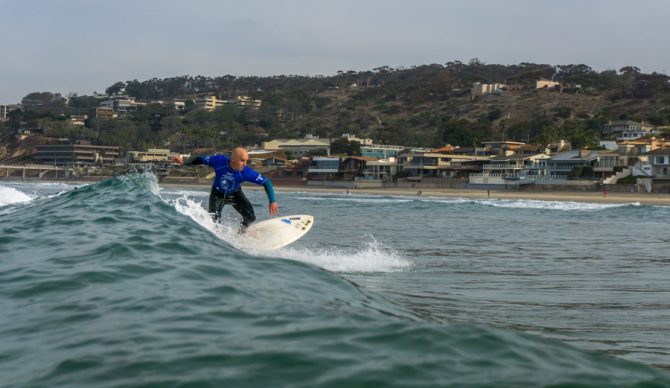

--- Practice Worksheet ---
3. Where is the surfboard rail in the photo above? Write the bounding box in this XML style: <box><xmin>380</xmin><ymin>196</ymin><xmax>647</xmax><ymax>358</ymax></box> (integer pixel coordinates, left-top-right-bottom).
<box><xmin>244</xmin><ymin>214</ymin><xmax>314</xmax><ymax>250</ymax></box>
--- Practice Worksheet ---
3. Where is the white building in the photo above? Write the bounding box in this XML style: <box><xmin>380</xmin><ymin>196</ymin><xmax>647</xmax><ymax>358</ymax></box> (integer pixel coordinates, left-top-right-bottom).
<box><xmin>471</xmin><ymin>82</ymin><xmax>506</xmax><ymax>96</ymax></box>
<box><xmin>0</xmin><ymin>104</ymin><xmax>20</xmax><ymax>122</ymax></box>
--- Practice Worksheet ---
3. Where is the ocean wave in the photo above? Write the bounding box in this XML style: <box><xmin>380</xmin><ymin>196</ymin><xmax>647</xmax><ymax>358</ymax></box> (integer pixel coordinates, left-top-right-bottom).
<box><xmin>0</xmin><ymin>186</ymin><xmax>34</xmax><ymax>207</ymax></box>
<box><xmin>295</xmin><ymin>195</ymin><xmax>413</xmax><ymax>204</ymax></box>
<box><xmin>270</xmin><ymin>237</ymin><xmax>411</xmax><ymax>273</ymax></box>
<box><xmin>3</xmin><ymin>174</ymin><xmax>670</xmax><ymax>386</ymax></box>
<box><xmin>475</xmin><ymin>198</ymin><xmax>640</xmax><ymax>211</ymax></box>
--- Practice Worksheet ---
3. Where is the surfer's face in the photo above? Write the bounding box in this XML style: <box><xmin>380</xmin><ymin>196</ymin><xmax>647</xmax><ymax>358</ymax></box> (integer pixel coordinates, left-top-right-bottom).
<box><xmin>230</xmin><ymin>150</ymin><xmax>248</xmax><ymax>171</ymax></box>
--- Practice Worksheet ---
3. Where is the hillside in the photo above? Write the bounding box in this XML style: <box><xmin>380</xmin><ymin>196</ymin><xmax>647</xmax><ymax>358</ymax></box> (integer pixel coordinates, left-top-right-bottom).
<box><xmin>2</xmin><ymin>62</ymin><xmax>670</xmax><ymax>157</ymax></box>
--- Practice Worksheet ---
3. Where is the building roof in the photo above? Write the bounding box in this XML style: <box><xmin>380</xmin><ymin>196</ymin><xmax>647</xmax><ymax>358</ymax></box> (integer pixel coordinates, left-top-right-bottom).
<box><xmin>267</xmin><ymin>138</ymin><xmax>331</xmax><ymax>146</ymax></box>
<box><xmin>481</xmin><ymin>141</ymin><xmax>526</xmax><ymax>145</ymax></box>
<box><xmin>430</xmin><ymin>145</ymin><xmax>457</xmax><ymax>153</ymax></box>
<box><xmin>249</xmin><ymin>150</ymin><xmax>281</xmax><ymax>155</ymax></box>
<box><xmin>488</xmin><ymin>154</ymin><xmax>532</xmax><ymax>162</ymax></box>
<box><xmin>312</xmin><ymin>156</ymin><xmax>340</xmax><ymax>161</ymax></box>
<box><xmin>343</xmin><ymin>156</ymin><xmax>378</xmax><ymax>162</ymax></box>
<box><xmin>605</xmin><ymin>120</ymin><xmax>652</xmax><ymax>126</ymax></box>
<box><xmin>645</xmin><ymin>148</ymin><xmax>670</xmax><ymax>156</ymax></box>
<box><xmin>488</xmin><ymin>153</ymin><xmax>549</xmax><ymax>162</ymax></box>
<box><xmin>550</xmin><ymin>150</ymin><xmax>599</xmax><ymax>162</ymax></box>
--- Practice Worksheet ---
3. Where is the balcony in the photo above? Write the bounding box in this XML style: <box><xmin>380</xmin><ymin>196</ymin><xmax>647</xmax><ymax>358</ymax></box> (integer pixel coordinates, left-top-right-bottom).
<box><xmin>483</xmin><ymin>163</ymin><xmax>524</xmax><ymax>170</ymax></box>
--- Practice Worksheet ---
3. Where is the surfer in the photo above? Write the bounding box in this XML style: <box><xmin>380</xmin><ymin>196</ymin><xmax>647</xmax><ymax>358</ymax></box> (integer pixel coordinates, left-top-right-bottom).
<box><xmin>174</xmin><ymin>148</ymin><xmax>278</xmax><ymax>229</ymax></box>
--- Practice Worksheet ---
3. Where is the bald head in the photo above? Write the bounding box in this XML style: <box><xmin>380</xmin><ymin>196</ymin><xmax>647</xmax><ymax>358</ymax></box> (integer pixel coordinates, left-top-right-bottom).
<box><xmin>229</xmin><ymin>147</ymin><xmax>249</xmax><ymax>171</ymax></box>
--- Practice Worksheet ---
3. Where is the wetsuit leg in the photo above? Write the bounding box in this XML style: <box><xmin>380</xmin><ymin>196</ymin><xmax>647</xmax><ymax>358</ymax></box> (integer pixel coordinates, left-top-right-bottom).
<box><xmin>229</xmin><ymin>189</ymin><xmax>256</xmax><ymax>228</ymax></box>
<box><xmin>208</xmin><ymin>186</ymin><xmax>226</xmax><ymax>222</ymax></box>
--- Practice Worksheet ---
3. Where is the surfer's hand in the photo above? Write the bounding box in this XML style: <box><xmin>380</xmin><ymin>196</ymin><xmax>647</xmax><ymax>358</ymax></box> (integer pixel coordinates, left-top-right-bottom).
<box><xmin>269</xmin><ymin>202</ymin><xmax>278</xmax><ymax>216</ymax></box>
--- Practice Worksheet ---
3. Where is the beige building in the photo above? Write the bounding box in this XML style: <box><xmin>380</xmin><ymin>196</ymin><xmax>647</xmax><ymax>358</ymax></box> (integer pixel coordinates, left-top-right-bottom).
<box><xmin>234</xmin><ymin>96</ymin><xmax>262</xmax><ymax>109</ymax></box>
<box><xmin>341</xmin><ymin>133</ymin><xmax>373</xmax><ymax>146</ymax></box>
<box><xmin>601</xmin><ymin>120</ymin><xmax>656</xmax><ymax>137</ymax></box>
<box><xmin>195</xmin><ymin>96</ymin><xmax>227</xmax><ymax>111</ymax></box>
<box><xmin>471</xmin><ymin>82</ymin><xmax>507</xmax><ymax>96</ymax></box>
<box><xmin>35</xmin><ymin>141</ymin><xmax>120</xmax><ymax>166</ymax></box>
<box><xmin>99</xmin><ymin>96</ymin><xmax>140</xmax><ymax>115</ymax></box>
<box><xmin>95</xmin><ymin>107</ymin><xmax>116</xmax><ymax>120</ymax></box>
<box><xmin>536</xmin><ymin>79</ymin><xmax>560</xmax><ymax>89</ymax></box>
<box><xmin>263</xmin><ymin>138</ymin><xmax>332</xmax><ymax>157</ymax></box>
<box><xmin>128</xmin><ymin>148</ymin><xmax>182</xmax><ymax>162</ymax></box>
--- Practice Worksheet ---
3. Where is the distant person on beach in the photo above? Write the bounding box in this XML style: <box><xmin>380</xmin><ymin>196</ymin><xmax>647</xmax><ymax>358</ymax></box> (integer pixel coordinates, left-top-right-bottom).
<box><xmin>174</xmin><ymin>148</ymin><xmax>278</xmax><ymax>229</ymax></box>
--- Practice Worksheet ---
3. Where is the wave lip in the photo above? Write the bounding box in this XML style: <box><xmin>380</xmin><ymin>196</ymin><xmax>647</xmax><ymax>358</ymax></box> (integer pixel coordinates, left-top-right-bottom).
<box><xmin>0</xmin><ymin>186</ymin><xmax>34</xmax><ymax>207</ymax></box>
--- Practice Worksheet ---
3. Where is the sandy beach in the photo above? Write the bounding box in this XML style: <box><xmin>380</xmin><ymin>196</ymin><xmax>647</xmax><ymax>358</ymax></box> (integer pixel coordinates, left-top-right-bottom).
<box><xmin>159</xmin><ymin>182</ymin><xmax>670</xmax><ymax>206</ymax></box>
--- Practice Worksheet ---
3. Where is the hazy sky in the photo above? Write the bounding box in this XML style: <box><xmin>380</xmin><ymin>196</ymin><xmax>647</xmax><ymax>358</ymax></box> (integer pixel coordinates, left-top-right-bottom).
<box><xmin>1</xmin><ymin>0</ymin><xmax>668</xmax><ymax>104</ymax></box>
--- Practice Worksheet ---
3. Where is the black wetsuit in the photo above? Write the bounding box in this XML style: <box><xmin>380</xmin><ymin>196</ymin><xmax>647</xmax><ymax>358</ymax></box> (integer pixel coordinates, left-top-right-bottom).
<box><xmin>208</xmin><ymin>186</ymin><xmax>256</xmax><ymax>227</ymax></box>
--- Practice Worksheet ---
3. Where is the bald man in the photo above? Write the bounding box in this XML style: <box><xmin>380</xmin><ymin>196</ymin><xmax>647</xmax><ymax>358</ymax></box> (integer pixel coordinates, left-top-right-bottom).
<box><xmin>175</xmin><ymin>148</ymin><xmax>278</xmax><ymax>230</ymax></box>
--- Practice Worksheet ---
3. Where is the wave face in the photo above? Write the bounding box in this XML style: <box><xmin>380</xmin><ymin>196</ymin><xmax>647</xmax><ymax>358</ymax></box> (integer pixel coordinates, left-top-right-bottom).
<box><xmin>1</xmin><ymin>175</ymin><xmax>669</xmax><ymax>387</ymax></box>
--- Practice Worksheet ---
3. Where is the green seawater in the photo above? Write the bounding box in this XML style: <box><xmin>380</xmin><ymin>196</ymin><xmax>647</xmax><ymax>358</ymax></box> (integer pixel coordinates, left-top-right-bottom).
<box><xmin>1</xmin><ymin>174</ymin><xmax>669</xmax><ymax>387</ymax></box>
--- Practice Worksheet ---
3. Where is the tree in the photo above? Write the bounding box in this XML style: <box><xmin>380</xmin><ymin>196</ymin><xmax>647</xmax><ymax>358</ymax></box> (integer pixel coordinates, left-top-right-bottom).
<box><xmin>21</xmin><ymin>92</ymin><xmax>67</xmax><ymax>111</ymax></box>
<box><xmin>330</xmin><ymin>137</ymin><xmax>361</xmax><ymax>155</ymax></box>
<box><xmin>441</xmin><ymin>120</ymin><xmax>479</xmax><ymax>147</ymax></box>
<box><xmin>105</xmin><ymin>81</ymin><xmax>126</xmax><ymax>96</ymax></box>
<box><xmin>69</xmin><ymin>95</ymin><xmax>101</xmax><ymax>109</ymax></box>
<box><xmin>538</xmin><ymin>124</ymin><xmax>560</xmax><ymax>145</ymax></box>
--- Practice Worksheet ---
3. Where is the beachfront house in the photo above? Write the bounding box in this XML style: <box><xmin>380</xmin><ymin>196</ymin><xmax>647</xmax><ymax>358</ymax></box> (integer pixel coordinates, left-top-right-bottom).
<box><xmin>398</xmin><ymin>152</ymin><xmax>489</xmax><ymax>180</ymax></box>
<box><xmin>307</xmin><ymin>156</ymin><xmax>341</xmax><ymax>181</ymax></box>
<box><xmin>544</xmin><ymin>150</ymin><xmax>599</xmax><ymax>180</ymax></box>
<box><xmin>362</xmin><ymin>158</ymin><xmax>397</xmax><ymax>182</ymax></box>
<box><xmin>360</xmin><ymin>144</ymin><xmax>405</xmax><ymax>159</ymax></box>
<box><xmin>646</xmin><ymin>148</ymin><xmax>670</xmax><ymax>178</ymax></box>
<box><xmin>340</xmin><ymin>156</ymin><xmax>378</xmax><ymax>180</ymax></box>
<box><xmin>469</xmin><ymin>153</ymin><xmax>551</xmax><ymax>185</ymax></box>
<box><xmin>593</xmin><ymin>150</ymin><xmax>628</xmax><ymax>179</ymax></box>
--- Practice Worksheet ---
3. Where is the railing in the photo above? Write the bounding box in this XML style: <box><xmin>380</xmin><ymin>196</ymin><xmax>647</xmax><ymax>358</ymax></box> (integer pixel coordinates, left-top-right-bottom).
<box><xmin>469</xmin><ymin>173</ymin><xmax>505</xmax><ymax>178</ymax></box>
<box><xmin>0</xmin><ymin>164</ymin><xmax>64</xmax><ymax>170</ymax></box>
<box><xmin>483</xmin><ymin>164</ymin><xmax>524</xmax><ymax>170</ymax></box>
<box><xmin>545</xmin><ymin>166</ymin><xmax>576</xmax><ymax>171</ymax></box>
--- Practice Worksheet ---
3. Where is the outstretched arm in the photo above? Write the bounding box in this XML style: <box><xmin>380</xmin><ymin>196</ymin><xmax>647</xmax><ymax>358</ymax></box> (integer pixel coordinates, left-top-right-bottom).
<box><xmin>174</xmin><ymin>156</ymin><xmax>204</xmax><ymax>166</ymax></box>
<box><xmin>264</xmin><ymin>180</ymin><xmax>279</xmax><ymax>216</ymax></box>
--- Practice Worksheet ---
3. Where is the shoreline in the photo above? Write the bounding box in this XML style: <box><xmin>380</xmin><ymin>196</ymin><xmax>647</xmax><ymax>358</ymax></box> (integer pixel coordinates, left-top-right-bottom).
<box><xmin>160</xmin><ymin>182</ymin><xmax>670</xmax><ymax>206</ymax></box>
<box><xmin>4</xmin><ymin>177</ymin><xmax>669</xmax><ymax>206</ymax></box>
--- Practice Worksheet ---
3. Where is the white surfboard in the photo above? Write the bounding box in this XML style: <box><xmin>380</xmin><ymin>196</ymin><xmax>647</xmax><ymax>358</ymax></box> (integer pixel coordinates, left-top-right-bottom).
<box><xmin>243</xmin><ymin>215</ymin><xmax>314</xmax><ymax>250</ymax></box>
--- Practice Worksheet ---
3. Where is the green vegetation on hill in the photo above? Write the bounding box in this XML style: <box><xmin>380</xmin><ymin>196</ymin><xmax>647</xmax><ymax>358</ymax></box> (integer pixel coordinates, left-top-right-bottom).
<box><xmin>2</xmin><ymin>61</ymin><xmax>670</xmax><ymax>161</ymax></box>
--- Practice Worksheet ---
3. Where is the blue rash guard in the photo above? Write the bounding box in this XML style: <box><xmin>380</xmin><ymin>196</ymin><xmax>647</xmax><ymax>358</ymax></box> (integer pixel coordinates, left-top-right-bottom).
<box><xmin>197</xmin><ymin>154</ymin><xmax>276</xmax><ymax>203</ymax></box>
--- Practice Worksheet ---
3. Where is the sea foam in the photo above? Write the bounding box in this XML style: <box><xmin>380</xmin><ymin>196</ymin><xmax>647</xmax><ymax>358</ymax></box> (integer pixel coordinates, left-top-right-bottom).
<box><xmin>0</xmin><ymin>186</ymin><xmax>34</xmax><ymax>207</ymax></box>
<box><xmin>170</xmin><ymin>194</ymin><xmax>409</xmax><ymax>273</ymax></box>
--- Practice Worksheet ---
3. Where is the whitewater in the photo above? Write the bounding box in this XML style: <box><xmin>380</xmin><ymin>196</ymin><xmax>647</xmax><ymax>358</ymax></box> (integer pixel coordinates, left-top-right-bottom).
<box><xmin>1</xmin><ymin>174</ymin><xmax>669</xmax><ymax>387</ymax></box>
